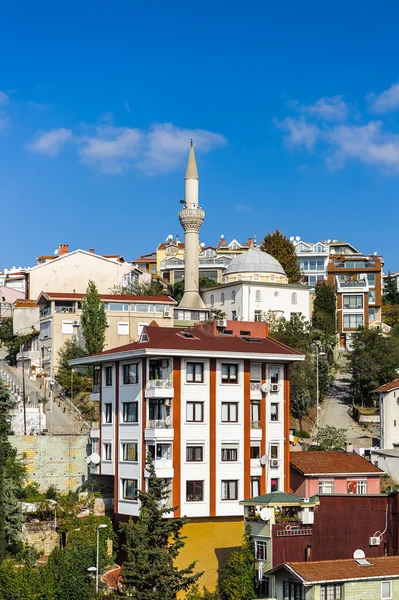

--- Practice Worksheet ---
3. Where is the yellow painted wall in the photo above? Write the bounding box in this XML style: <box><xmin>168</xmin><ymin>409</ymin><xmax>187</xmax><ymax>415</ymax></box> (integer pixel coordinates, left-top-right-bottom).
<box><xmin>175</xmin><ymin>516</ymin><xmax>244</xmax><ymax>594</ymax></box>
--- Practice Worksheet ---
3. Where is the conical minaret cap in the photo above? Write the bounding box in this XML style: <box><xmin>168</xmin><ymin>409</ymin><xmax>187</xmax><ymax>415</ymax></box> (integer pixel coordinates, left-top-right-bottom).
<box><xmin>185</xmin><ymin>139</ymin><xmax>199</xmax><ymax>180</ymax></box>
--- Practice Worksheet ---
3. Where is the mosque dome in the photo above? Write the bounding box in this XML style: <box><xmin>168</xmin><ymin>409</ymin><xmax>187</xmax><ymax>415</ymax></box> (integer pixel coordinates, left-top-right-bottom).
<box><xmin>225</xmin><ymin>246</ymin><xmax>286</xmax><ymax>277</ymax></box>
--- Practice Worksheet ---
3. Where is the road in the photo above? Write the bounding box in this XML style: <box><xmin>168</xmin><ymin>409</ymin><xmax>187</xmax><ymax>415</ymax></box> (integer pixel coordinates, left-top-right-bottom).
<box><xmin>318</xmin><ymin>367</ymin><xmax>374</xmax><ymax>448</ymax></box>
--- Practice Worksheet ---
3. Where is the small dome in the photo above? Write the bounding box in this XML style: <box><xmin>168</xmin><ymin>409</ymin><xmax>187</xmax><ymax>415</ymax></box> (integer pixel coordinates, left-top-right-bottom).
<box><xmin>225</xmin><ymin>246</ymin><xmax>285</xmax><ymax>276</ymax></box>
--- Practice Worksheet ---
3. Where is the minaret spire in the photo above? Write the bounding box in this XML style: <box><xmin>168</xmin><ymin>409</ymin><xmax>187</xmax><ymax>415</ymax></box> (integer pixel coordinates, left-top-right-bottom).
<box><xmin>178</xmin><ymin>141</ymin><xmax>206</xmax><ymax>312</ymax></box>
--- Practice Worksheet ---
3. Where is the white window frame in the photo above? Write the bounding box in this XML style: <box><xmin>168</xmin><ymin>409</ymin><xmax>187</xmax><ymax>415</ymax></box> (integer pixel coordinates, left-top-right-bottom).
<box><xmin>103</xmin><ymin>441</ymin><xmax>112</xmax><ymax>461</ymax></box>
<box><xmin>62</xmin><ymin>320</ymin><xmax>73</xmax><ymax>334</ymax></box>
<box><xmin>121</xmin><ymin>441</ymin><xmax>138</xmax><ymax>462</ymax></box>
<box><xmin>318</xmin><ymin>480</ymin><xmax>334</xmax><ymax>494</ymax></box>
<box><xmin>381</xmin><ymin>580</ymin><xmax>392</xmax><ymax>600</ymax></box>
<box><xmin>118</xmin><ymin>321</ymin><xmax>129</xmax><ymax>335</ymax></box>
<box><xmin>356</xmin><ymin>480</ymin><xmax>367</xmax><ymax>494</ymax></box>
<box><xmin>255</xmin><ymin>539</ymin><xmax>267</xmax><ymax>561</ymax></box>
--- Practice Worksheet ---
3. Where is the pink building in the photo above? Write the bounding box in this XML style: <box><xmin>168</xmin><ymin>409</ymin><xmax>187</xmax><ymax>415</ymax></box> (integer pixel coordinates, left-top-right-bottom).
<box><xmin>290</xmin><ymin>451</ymin><xmax>383</xmax><ymax>496</ymax></box>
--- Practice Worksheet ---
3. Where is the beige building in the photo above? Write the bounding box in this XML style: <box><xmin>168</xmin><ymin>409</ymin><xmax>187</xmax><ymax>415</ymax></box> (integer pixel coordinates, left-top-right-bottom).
<box><xmin>28</xmin><ymin>247</ymin><xmax>134</xmax><ymax>300</ymax></box>
<box><xmin>37</xmin><ymin>292</ymin><xmax>176</xmax><ymax>375</ymax></box>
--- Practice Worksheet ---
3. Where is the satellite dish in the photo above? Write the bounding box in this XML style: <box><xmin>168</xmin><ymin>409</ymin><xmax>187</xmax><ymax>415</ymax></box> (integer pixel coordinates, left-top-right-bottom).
<box><xmin>260</xmin><ymin>383</ymin><xmax>268</xmax><ymax>394</ymax></box>
<box><xmin>54</xmin><ymin>249</ymin><xmax>59</xmax><ymax>255</ymax></box>
<box><xmin>374</xmin><ymin>252</ymin><xmax>377</xmax><ymax>256</ymax></box>
<box><xmin>168</xmin><ymin>234</ymin><xmax>173</xmax><ymax>241</ymax></box>
<box><xmin>327</xmin><ymin>239</ymin><xmax>331</xmax><ymax>243</ymax></box>
<box><xmin>201</xmin><ymin>242</ymin><xmax>205</xmax><ymax>247</ymax></box>
<box><xmin>220</xmin><ymin>234</ymin><xmax>225</xmax><ymax>239</ymax></box>
<box><xmin>260</xmin><ymin>454</ymin><xmax>268</xmax><ymax>466</ymax></box>
<box><xmin>295</xmin><ymin>236</ymin><xmax>301</xmax><ymax>241</ymax></box>
<box><xmin>90</xmin><ymin>453</ymin><xmax>101</xmax><ymax>465</ymax></box>
<box><xmin>165</xmin><ymin>415</ymin><xmax>172</xmax><ymax>427</ymax></box>
<box><xmin>289</xmin><ymin>236</ymin><xmax>294</xmax><ymax>241</ymax></box>
<box><xmin>260</xmin><ymin>507</ymin><xmax>271</xmax><ymax>522</ymax></box>
<box><xmin>353</xmin><ymin>549</ymin><xmax>365</xmax><ymax>560</ymax></box>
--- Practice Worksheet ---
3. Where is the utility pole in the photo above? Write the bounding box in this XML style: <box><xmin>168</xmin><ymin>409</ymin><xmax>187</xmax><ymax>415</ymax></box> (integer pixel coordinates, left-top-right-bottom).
<box><xmin>21</xmin><ymin>343</ymin><xmax>27</xmax><ymax>435</ymax></box>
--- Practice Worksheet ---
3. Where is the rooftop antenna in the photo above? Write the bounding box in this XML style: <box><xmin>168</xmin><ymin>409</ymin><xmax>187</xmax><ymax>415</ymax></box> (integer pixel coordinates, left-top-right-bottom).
<box><xmin>253</xmin><ymin>235</ymin><xmax>257</xmax><ymax>248</ymax></box>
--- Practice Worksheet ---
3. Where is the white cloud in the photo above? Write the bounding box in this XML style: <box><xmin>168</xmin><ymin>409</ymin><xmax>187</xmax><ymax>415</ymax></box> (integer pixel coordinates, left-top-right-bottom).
<box><xmin>275</xmin><ymin>116</ymin><xmax>320</xmax><ymax>150</ymax></box>
<box><xmin>290</xmin><ymin>95</ymin><xmax>348</xmax><ymax>121</ymax></box>
<box><xmin>0</xmin><ymin>91</ymin><xmax>9</xmax><ymax>106</ymax></box>
<box><xmin>368</xmin><ymin>82</ymin><xmax>399</xmax><ymax>113</ymax></box>
<box><xmin>77</xmin><ymin>126</ymin><xmax>143</xmax><ymax>173</ymax></box>
<box><xmin>27</xmin><ymin>128</ymin><xmax>72</xmax><ymax>156</ymax></box>
<box><xmin>235</xmin><ymin>204</ymin><xmax>252</xmax><ymax>212</ymax></box>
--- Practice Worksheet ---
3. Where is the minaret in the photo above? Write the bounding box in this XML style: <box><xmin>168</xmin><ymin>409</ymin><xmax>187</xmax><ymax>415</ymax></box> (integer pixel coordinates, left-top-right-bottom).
<box><xmin>178</xmin><ymin>141</ymin><xmax>207</xmax><ymax>311</ymax></box>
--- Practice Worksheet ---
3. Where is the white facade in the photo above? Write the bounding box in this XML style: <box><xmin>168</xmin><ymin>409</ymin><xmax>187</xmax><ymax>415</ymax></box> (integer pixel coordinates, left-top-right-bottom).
<box><xmin>201</xmin><ymin>282</ymin><xmax>310</xmax><ymax>322</ymax></box>
<box><xmin>379</xmin><ymin>385</ymin><xmax>399</xmax><ymax>450</ymax></box>
<box><xmin>293</xmin><ymin>240</ymin><xmax>329</xmax><ymax>288</ymax></box>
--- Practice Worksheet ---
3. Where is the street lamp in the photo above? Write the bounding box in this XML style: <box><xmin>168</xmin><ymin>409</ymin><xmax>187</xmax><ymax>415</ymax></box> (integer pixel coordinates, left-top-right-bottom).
<box><xmin>314</xmin><ymin>341</ymin><xmax>326</xmax><ymax>428</ymax></box>
<box><xmin>96</xmin><ymin>524</ymin><xmax>107</xmax><ymax>593</ymax></box>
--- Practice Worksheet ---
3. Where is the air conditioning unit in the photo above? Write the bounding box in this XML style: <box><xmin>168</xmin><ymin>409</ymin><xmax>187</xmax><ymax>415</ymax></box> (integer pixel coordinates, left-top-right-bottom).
<box><xmin>216</xmin><ymin>319</ymin><xmax>227</xmax><ymax>328</ymax></box>
<box><xmin>270</xmin><ymin>458</ymin><xmax>279</xmax><ymax>467</ymax></box>
<box><xmin>164</xmin><ymin>399</ymin><xmax>171</xmax><ymax>407</ymax></box>
<box><xmin>369</xmin><ymin>536</ymin><xmax>381</xmax><ymax>546</ymax></box>
<box><xmin>270</xmin><ymin>383</ymin><xmax>279</xmax><ymax>393</ymax></box>
<box><xmin>72</xmin><ymin>320</ymin><xmax>79</xmax><ymax>327</ymax></box>
<box><xmin>163</xmin><ymin>309</ymin><xmax>172</xmax><ymax>318</ymax></box>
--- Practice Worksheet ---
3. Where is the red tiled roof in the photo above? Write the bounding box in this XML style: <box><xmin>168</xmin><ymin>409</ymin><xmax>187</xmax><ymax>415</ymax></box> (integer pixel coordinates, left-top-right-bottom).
<box><xmin>285</xmin><ymin>556</ymin><xmax>399</xmax><ymax>583</ymax></box>
<box><xmin>40</xmin><ymin>292</ymin><xmax>175</xmax><ymax>303</ymax></box>
<box><xmin>290</xmin><ymin>451</ymin><xmax>383</xmax><ymax>475</ymax></box>
<box><xmin>93</xmin><ymin>324</ymin><xmax>303</xmax><ymax>357</ymax></box>
<box><xmin>373</xmin><ymin>379</ymin><xmax>399</xmax><ymax>393</ymax></box>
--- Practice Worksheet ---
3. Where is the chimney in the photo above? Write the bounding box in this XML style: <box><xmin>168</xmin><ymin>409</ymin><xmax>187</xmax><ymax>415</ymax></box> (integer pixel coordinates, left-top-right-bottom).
<box><xmin>59</xmin><ymin>244</ymin><xmax>69</xmax><ymax>256</ymax></box>
<box><xmin>248</xmin><ymin>237</ymin><xmax>252</xmax><ymax>247</ymax></box>
<box><xmin>345</xmin><ymin>442</ymin><xmax>354</xmax><ymax>453</ymax></box>
<box><xmin>89</xmin><ymin>248</ymin><xmax>95</xmax><ymax>254</ymax></box>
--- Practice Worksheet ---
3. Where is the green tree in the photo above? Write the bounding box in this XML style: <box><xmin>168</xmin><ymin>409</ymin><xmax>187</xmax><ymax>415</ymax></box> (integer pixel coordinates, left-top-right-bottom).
<box><xmin>81</xmin><ymin>280</ymin><xmax>107</xmax><ymax>356</ymax></box>
<box><xmin>218</xmin><ymin>528</ymin><xmax>255</xmax><ymax>600</ymax></box>
<box><xmin>120</xmin><ymin>455</ymin><xmax>202</xmax><ymax>599</ymax></box>
<box><xmin>260</xmin><ymin>230</ymin><xmax>302</xmax><ymax>284</ymax></box>
<box><xmin>55</xmin><ymin>339</ymin><xmax>91</xmax><ymax>398</ymax></box>
<box><xmin>110</xmin><ymin>278</ymin><xmax>168</xmax><ymax>297</ymax></box>
<box><xmin>0</xmin><ymin>318</ymin><xmax>19</xmax><ymax>366</ymax></box>
<box><xmin>312</xmin><ymin>281</ymin><xmax>337</xmax><ymax>336</ymax></box>
<box><xmin>383</xmin><ymin>272</ymin><xmax>399</xmax><ymax>305</ymax></box>
<box><xmin>168</xmin><ymin>278</ymin><xmax>218</xmax><ymax>304</ymax></box>
<box><xmin>312</xmin><ymin>425</ymin><xmax>347</xmax><ymax>451</ymax></box>
<box><xmin>349</xmin><ymin>328</ymin><xmax>399</xmax><ymax>406</ymax></box>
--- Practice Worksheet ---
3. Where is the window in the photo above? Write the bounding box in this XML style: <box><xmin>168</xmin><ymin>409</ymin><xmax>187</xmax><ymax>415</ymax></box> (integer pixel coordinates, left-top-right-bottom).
<box><xmin>255</xmin><ymin>540</ymin><xmax>267</xmax><ymax>561</ymax></box>
<box><xmin>369</xmin><ymin>307</ymin><xmax>376</xmax><ymax>322</ymax></box>
<box><xmin>270</xmin><ymin>478</ymin><xmax>279</xmax><ymax>492</ymax></box>
<box><xmin>149</xmin><ymin>398</ymin><xmax>164</xmax><ymax>421</ymax></box>
<box><xmin>270</xmin><ymin>403</ymin><xmax>279</xmax><ymax>421</ymax></box>
<box><xmin>105</xmin><ymin>366</ymin><xmax>112</xmax><ymax>386</ymax></box>
<box><xmin>40</xmin><ymin>320</ymin><xmax>52</xmax><ymax>340</ymax></box>
<box><xmin>186</xmin><ymin>402</ymin><xmax>204</xmax><ymax>422</ymax></box>
<box><xmin>356</xmin><ymin>480</ymin><xmax>367</xmax><ymax>494</ymax></box>
<box><xmin>369</xmin><ymin>289</ymin><xmax>376</xmax><ymax>304</ymax></box>
<box><xmin>122</xmin><ymin>402</ymin><xmax>138</xmax><ymax>423</ymax></box>
<box><xmin>103</xmin><ymin>442</ymin><xmax>112</xmax><ymax>461</ymax></box>
<box><xmin>381</xmin><ymin>581</ymin><xmax>392</xmax><ymax>599</ymax></box>
<box><xmin>254</xmin><ymin>310</ymin><xmax>262</xmax><ymax>322</ymax></box>
<box><xmin>123</xmin><ymin>363</ymin><xmax>139</xmax><ymax>385</ymax></box>
<box><xmin>118</xmin><ymin>322</ymin><xmax>129</xmax><ymax>335</ymax></box>
<box><xmin>250</xmin><ymin>445</ymin><xmax>260</xmax><ymax>459</ymax></box>
<box><xmin>221</xmin><ymin>402</ymin><xmax>238</xmax><ymax>422</ymax></box>
<box><xmin>93</xmin><ymin>366</ymin><xmax>100</xmax><ymax>392</ymax></box>
<box><xmin>221</xmin><ymin>363</ymin><xmax>238</xmax><ymax>383</ymax></box>
<box><xmin>343</xmin><ymin>314</ymin><xmax>364</xmax><ymax>329</ymax></box>
<box><xmin>122</xmin><ymin>442</ymin><xmax>138</xmax><ymax>461</ymax></box>
<box><xmin>318</xmin><ymin>480</ymin><xmax>334</xmax><ymax>494</ymax></box>
<box><xmin>122</xmin><ymin>478</ymin><xmax>138</xmax><ymax>500</ymax></box>
<box><xmin>270</xmin><ymin>444</ymin><xmax>279</xmax><ymax>459</ymax></box>
<box><xmin>210</xmin><ymin>294</ymin><xmax>214</xmax><ymax>307</ymax></box>
<box><xmin>251</xmin><ymin>401</ymin><xmax>260</xmax><ymax>427</ymax></box>
<box><xmin>251</xmin><ymin>477</ymin><xmax>260</xmax><ymax>497</ymax></box>
<box><xmin>186</xmin><ymin>446</ymin><xmax>203</xmax><ymax>462</ymax></box>
<box><xmin>221</xmin><ymin>446</ymin><xmax>238</xmax><ymax>461</ymax></box>
<box><xmin>221</xmin><ymin>480</ymin><xmax>238</xmax><ymax>500</ymax></box>
<box><xmin>62</xmin><ymin>320</ymin><xmax>73</xmax><ymax>334</ymax></box>
<box><xmin>343</xmin><ymin>294</ymin><xmax>363</xmax><ymax>309</ymax></box>
<box><xmin>255</xmin><ymin>290</ymin><xmax>261</xmax><ymax>302</ymax></box>
<box><xmin>271</xmin><ymin>368</ymin><xmax>279</xmax><ymax>384</ymax></box>
<box><xmin>320</xmin><ymin>583</ymin><xmax>343</xmax><ymax>600</ymax></box>
<box><xmin>186</xmin><ymin>481</ymin><xmax>204</xmax><ymax>501</ymax></box>
<box><xmin>221</xmin><ymin>293</ymin><xmax>225</xmax><ymax>305</ymax></box>
<box><xmin>148</xmin><ymin>443</ymin><xmax>171</xmax><ymax>460</ymax></box>
<box><xmin>368</xmin><ymin>274</ymin><xmax>376</xmax><ymax>286</ymax></box>
<box><xmin>291</xmin><ymin>292</ymin><xmax>297</xmax><ymax>305</ymax></box>
<box><xmin>186</xmin><ymin>362</ymin><xmax>204</xmax><ymax>383</ymax></box>
<box><xmin>232</xmin><ymin>290</ymin><xmax>236</xmax><ymax>303</ymax></box>
<box><xmin>108</xmin><ymin>302</ymin><xmax>129</xmax><ymax>312</ymax></box>
<box><xmin>105</xmin><ymin>403</ymin><xmax>112</xmax><ymax>424</ymax></box>
<box><xmin>231</xmin><ymin>310</ymin><xmax>237</xmax><ymax>320</ymax></box>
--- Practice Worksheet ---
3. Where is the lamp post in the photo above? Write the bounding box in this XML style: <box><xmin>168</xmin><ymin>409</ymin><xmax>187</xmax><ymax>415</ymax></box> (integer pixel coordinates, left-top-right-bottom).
<box><xmin>314</xmin><ymin>341</ymin><xmax>326</xmax><ymax>429</ymax></box>
<box><xmin>96</xmin><ymin>524</ymin><xmax>107</xmax><ymax>593</ymax></box>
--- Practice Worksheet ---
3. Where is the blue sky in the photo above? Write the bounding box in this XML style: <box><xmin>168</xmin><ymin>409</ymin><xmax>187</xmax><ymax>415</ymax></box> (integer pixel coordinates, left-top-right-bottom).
<box><xmin>2</xmin><ymin>1</ymin><xmax>399</xmax><ymax>270</ymax></box>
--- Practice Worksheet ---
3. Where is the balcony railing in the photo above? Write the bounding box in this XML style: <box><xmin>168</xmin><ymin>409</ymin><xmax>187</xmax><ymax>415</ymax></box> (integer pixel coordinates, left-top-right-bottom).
<box><xmin>146</xmin><ymin>379</ymin><xmax>173</xmax><ymax>390</ymax></box>
<box><xmin>40</xmin><ymin>306</ymin><xmax>51</xmax><ymax>316</ymax></box>
<box><xmin>251</xmin><ymin>421</ymin><xmax>261</xmax><ymax>429</ymax></box>
<box><xmin>146</xmin><ymin>419</ymin><xmax>172</xmax><ymax>429</ymax></box>
<box><xmin>250</xmin><ymin>381</ymin><xmax>261</xmax><ymax>392</ymax></box>
<box><xmin>54</xmin><ymin>306</ymin><xmax>75</xmax><ymax>313</ymax></box>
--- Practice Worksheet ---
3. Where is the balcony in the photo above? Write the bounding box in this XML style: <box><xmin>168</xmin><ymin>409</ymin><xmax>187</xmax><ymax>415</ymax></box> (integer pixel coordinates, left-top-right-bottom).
<box><xmin>40</xmin><ymin>306</ymin><xmax>52</xmax><ymax>316</ymax></box>
<box><xmin>145</xmin><ymin>379</ymin><xmax>174</xmax><ymax>399</ymax></box>
<box><xmin>250</xmin><ymin>381</ymin><xmax>262</xmax><ymax>399</ymax></box>
<box><xmin>90</xmin><ymin>384</ymin><xmax>100</xmax><ymax>402</ymax></box>
<box><xmin>54</xmin><ymin>305</ymin><xmax>75</xmax><ymax>314</ymax></box>
<box><xmin>145</xmin><ymin>419</ymin><xmax>174</xmax><ymax>441</ymax></box>
<box><xmin>251</xmin><ymin>420</ymin><xmax>262</xmax><ymax>440</ymax></box>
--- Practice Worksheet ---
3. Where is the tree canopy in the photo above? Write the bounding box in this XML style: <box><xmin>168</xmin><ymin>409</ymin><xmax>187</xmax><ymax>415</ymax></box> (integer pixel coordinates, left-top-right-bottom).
<box><xmin>168</xmin><ymin>277</ymin><xmax>218</xmax><ymax>304</ymax></box>
<box><xmin>56</xmin><ymin>339</ymin><xmax>91</xmax><ymax>398</ymax></box>
<box><xmin>260</xmin><ymin>230</ymin><xmax>302</xmax><ymax>284</ymax></box>
<box><xmin>80</xmin><ymin>280</ymin><xmax>107</xmax><ymax>356</ymax></box>
<box><xmin>218</xmin><ymin>528</ymin><xmax>255</xmax><ymax>600</ymax></box>
<box><xmin>312</xmin><ymin>425</ymin><xmax>347</xmax><ymax>451</ymax></box>
<box><xmin>383</xmin><ymin>272</ymin><xmax>399</xmax><ymax>305</ymax></box>
<box><xmin>312</xmin><ymin>281</ymin><xmax>337</xmax><ymax>336</ymax></box>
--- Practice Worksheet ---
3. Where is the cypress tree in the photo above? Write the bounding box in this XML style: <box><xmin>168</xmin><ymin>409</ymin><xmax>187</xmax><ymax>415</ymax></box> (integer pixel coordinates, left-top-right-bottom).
<box><xmin>80</xmin><ymin>280</ymin><xmax>107</xmax><ymax>356</ymax></box>
<box><xmin>312</xmin><ymin>281</ymin><xmax>337</xmax><ymax>336</ymax></box>
<box><xmin>260</xmin><ymin>230</ymin><xmax>302</xmax><ymax>284</ymax></box>
<box><xmin>0</xmin><ymin>380</ymin><xmax>17</xmax><ymax>562</ymax></box>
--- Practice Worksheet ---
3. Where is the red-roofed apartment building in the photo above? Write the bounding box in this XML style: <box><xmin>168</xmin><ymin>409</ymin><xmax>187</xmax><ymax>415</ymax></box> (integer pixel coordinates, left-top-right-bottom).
<box><xmin>290</xmin><ymin>450</ymin><xmax>383</xmax><ymax>496</ymax></box>
<box><xmin>70</xmin><ymin>319</ymin><xmax>304</xmax><ymax>590</ymax></box>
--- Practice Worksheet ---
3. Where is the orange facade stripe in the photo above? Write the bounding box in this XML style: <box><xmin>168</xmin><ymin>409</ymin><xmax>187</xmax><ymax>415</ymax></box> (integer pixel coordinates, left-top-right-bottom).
<box><xmin>173</xmin><ymin>357</ymin><xmax>181</xmax><ymax>517</ymax></box>
<box><xmin>284</xmin><ymin>364</ymin><xmax>290</xmax><ymax>493</ymax></box>
<box><xmin>244</xmin><ymin>360</ymin><xmax>251</xmax><ymax>500</ymax></box>
<box><xmin>260</xmin><ymin>363</ymin><xmax>267</xmax><ymax>494</ymax></box>
<box><xmin>114</xmin><ymin>364</ymin><xmax>119</xmax><ymax>510</ymax></box>
<box><xmin>209</xmin><ymin>359</ymin><xmax>217</xmax><ymax>516</ymax></box>
<box><xmin>141</xmin><ymin>360</ymin><xmax>146</xmax><ymax>490</ymax></box>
